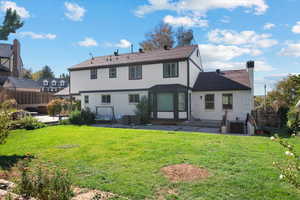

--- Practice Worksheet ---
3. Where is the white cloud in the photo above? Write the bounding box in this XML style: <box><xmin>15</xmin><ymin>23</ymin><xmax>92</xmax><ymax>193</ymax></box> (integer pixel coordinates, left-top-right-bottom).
<box><xmin>78</xmin><ymin>37</ymin><xmax>98</xmax><ymax>47</ymax></box>
<box><xmin>292</xmin><ymin>21</ymin><xmax>300</xmax><ymax>34</ymax></box>
<box><xmin>19</xmin><ymin>32</ymin><xmax>56</xmax><ymax>40</ymax></box>
<box><xmin>208</xmin><ymin>29</ymin><xmax>278</xmax><ymax>48</ymax></box>
<box><xmin>0</xmin><ymin>1</ymin><xmax>30</xmax><ymax>18</ymax></box>
<box><xmin>198</xmin><ymin>44</ymin><xmax>273</xmax><ymax>72</ymax></box>
<box><xmin>115</xmin><ymin>39</ymin><xmax>132</xmax><ymax>48</ymax></box>
<box><xmin>163</xmin><ymin>15</ymin><xmax>208</xmax><ymax>27</ymax></box>
<box><xmin>263</xmin><ymin>23</ymin><xmax>275</xmax><ymax>30</ymax></box>
<box><xmin>220</xmin><ymin>16</ymin><xmax>230</xmax><ymax>24</ymax></box>
<box><xmin>135</xmin><ymin>0</ymin><xmax>268</xmax><ymax>17</ymax></box>
<box><xmin>279</xmin><ymin>42</ymin><xmax>300</xmax><ymax>57</ymax></box>
<box><xmin>64</xmin><ymin>2</ymin><xmax>86</xmax><ymax>21</ymax></box>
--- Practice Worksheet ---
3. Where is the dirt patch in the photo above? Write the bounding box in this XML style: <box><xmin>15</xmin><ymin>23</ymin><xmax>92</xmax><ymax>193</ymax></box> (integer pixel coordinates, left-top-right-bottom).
<box><xmin>161</xmin><ymin>164</ymin><xmax>210</xmax><ymax>182</ymax></box>
<box><xmin>155</xmin><ymin>188</ymin><xmax>178</xmax><ymax>200</ymax></box>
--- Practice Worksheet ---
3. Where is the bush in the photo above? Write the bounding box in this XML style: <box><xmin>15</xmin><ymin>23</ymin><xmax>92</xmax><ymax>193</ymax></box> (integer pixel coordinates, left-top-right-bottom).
<box><xmin>59</xmin><ymin>119</ymin><xmax>70</xmax><ymax>125</ymax></box>
<box><xmin>18</xmin><ymin>160</ymin><xmax>73</xmax><ymax>200</ymax></box>
<box><xmin>47</xmin><ymin>99</ymin><xmax>63</xmax><ymax>116</ymax></box>
<box><xmin>69</xmin><ymin>108</ymin><xmax>95</xmax><ymax>125</ymax></box>
<box><xmin>14</xmin><ymin>116</ymin><xmax>46</xmax><ymax>130</ymax></box>
<box><xmin>288</xmin><ymin>108</ymin><xmax>300</xmax><ymax>135</ymax></box>
<box><xmin>271</xmin><ymin>135</ymin><xmax>300</xmax><ymax>188</ymax></box>
<box><xmin>134</xmin><ymin>96</ymin><xmax>150</xmax><ymax>124</ymax></box>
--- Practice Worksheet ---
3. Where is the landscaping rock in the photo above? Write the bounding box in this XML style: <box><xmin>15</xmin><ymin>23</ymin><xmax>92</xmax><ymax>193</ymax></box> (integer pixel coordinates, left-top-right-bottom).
<box><xmin>0</xmin><ymin>179</ymin><xmax>15</xmax><ymax>190</ymax></box>
<box><xmin>72</xmin><ymin>187</ymin><xmax>115</xmax><ymax>200</ymax></box>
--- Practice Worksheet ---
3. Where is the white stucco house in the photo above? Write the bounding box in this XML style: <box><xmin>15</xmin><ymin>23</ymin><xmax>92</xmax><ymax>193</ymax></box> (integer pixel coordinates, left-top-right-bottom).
<box><xmin>69</xmin><ymin>45</ymin><xmax>254</xmax><ymax>122</ymax></box>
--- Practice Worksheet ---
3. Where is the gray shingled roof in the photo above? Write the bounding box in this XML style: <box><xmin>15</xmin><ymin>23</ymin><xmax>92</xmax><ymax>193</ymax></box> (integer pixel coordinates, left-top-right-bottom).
<box><xmin>5</xmin><ymin>77</ymin><xmax>41</xmax><ymax>89</ymax></box>
<box><xmin>193</xmin><ymin>70</ymin><xmax>251</xmax><ymax>91</ymax></box>
<box><xmin>55</xmin><ymin>87</ymin><xmax>69</xmax><ymax>96</ymax></box>
<box><xmin>69</xmin><ymin>45</ymin><xmax>198</xmax><ymax>70</ymax></box>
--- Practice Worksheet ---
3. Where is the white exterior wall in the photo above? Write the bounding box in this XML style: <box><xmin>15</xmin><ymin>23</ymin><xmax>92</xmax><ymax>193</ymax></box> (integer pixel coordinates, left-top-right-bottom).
<box><xmin>191</xmin><ymin>90</ymin><xmax>252</xmax><ymax>121</ymax></box>
<box><xmin>81</xmin><ymin>91</ymin><xmax>148</xmax><ymax>118</ymax></box>
<box><xmin>70</xmin><ymin>61</ymin><xmax>188</xmax><ymax>94</ymax></box>
<box><xmin>189</xmin><ymin>49</ymin><xmax>202</xmax><ymax>88</ymax></box>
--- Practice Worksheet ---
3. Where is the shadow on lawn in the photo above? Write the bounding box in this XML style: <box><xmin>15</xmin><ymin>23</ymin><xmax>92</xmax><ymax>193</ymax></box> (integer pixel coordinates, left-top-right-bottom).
<box><xmin>0</xmin><ymin>154</ymin><xmax>34</xmax><ymax>170</ymax></box>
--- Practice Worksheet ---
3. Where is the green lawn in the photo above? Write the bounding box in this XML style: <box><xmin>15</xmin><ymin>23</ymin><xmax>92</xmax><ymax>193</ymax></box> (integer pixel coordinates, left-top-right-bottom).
<box><xmin>0</xmin><ymin>125</ymin><xmax>299</xmax><ymax>200</ymax></box>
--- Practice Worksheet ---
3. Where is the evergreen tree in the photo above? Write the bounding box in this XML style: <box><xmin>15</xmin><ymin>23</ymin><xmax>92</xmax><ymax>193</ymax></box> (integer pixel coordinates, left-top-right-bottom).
<box><xmin>0</xmin><ymin>8</ymin><xmax>24</xmax><ymax>40</ymax></box>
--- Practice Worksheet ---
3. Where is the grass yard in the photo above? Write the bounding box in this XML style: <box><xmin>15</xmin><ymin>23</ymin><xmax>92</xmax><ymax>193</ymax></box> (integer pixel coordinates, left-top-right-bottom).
<box><xmin>0</xmin><ymin>125</ymin><xmax>299</xmax><ymax>200</ymax></box>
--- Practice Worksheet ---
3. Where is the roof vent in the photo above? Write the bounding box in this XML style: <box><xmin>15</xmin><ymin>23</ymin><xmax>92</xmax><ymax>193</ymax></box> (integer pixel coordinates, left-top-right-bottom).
<box><xmin>139</xmin><ymin>48</ymin><xmax>144</xmax><ymax>53</ymax></box>
<box><xmin>114</xmin><ymin>49</ymin><xmax>119</xmax><ymax>56</ymax></box>
<box><xmin>216</xmin><ymin>69</ymin><xmax>221</xmax><ymax>74</ymax></box>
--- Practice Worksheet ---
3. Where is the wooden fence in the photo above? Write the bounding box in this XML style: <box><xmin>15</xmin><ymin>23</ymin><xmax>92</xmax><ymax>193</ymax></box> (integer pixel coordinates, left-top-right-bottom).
<box><xmin>0</xmin><ymin>88</ymin><xmax>54</xmax><ymax>106</ymax></box>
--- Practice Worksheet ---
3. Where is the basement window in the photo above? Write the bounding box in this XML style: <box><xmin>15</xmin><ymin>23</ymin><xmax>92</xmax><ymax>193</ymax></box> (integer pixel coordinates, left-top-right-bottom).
<box><xmin>129</xmin><ymin>94</ymin><xmax>140</xmax><ymax>103</ymax></box>
<box><xmin>102</xmin><ymin>95</ymin><xmax>111</xmax><ymax>104</ymax></box>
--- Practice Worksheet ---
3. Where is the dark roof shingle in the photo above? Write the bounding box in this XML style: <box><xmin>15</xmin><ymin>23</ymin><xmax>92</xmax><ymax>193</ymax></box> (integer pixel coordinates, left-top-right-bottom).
<box><xmin>69</xmin><ymin>45</ymin><xmax>197</xmax><ymax>70</ymax></box>
<box><xmin>193</xmin><ymin>70</ymin><xmax>251</xmax><ymax>91</ymax></box>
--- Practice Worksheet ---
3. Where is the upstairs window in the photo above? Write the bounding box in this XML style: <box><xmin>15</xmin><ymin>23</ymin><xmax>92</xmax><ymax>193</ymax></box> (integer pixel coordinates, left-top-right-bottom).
<box><xmin>129</xmin><ymin>65</ymin><xmax>142</xmax><ymax>80</ymax></box>
<box><xmin>60</xmin><ymin>80</ymin><xmax>65</xmax><ymax>86</ymax></box>
<box><xmin>102</xmin><ymin>95</ymin><xmax>111</xmax><ymax>104</ymax></box>
<box><xmin>205</xmin><ymin>94</ymin><xmax>215</xmax><ymax>109</ymax></box>
<box><xmin>90</xmin><ymin>69</ymin><xmax>97</xmax><ymax>79</ymax></box>
<box><xmin>109</xmin><ymin>68</ymin><xmax>117</xmax><ymax>78</ymax></box>
<box><xmin>51</xmin><ymin>80</ymin><xmax>56</xmax><ymax>86</ymax></box>
<box><xmin>84</xmin><ymin>95</ymin><xmax>89</xmax><ymax>104</ymax></box>
<box><xmin>163</xmin><ymin>62</ymin><xmax>178</xmax><ymax>78</ymax></box>
<box><xmin>129</xmin><ymin>94</ymin><xmax>140</xmax><ymax>103</ymax></box>
<box><xmin>222</xmin><ymin>94</ymin><xmax>233</xmax><ymax>110</ymax></box>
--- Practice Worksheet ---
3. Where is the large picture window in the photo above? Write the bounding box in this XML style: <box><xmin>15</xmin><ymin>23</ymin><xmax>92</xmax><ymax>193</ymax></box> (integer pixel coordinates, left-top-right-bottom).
<box><xmin>157</xmin><ymin>93</ymin><xmax>174</xmax><ymax>112</ymax></box>
<box><xmin>102</xmin><ymin>95</ymin><xmax>111</xmax><ymax>104</ymax></box>
<box><xmin>129</xmin><ymin>65</ymin><xmax>142</xmax><ymax>80</ymax></box>
<box><xmin>90</xmin><ymin>69</ymin><xmax>97</xmax><ymax>79</ymax></box>
<box><xmin>222</xmin><ymin>94</ymin><xmax>233</xmax><ymax>110</ymax></box>
<box><xmin>205</xmin><ymin>94</ymin><xmax>215</xmax><ymax>109</ymax></box>
<box><xmin>163</xmin><ymin>62</ymin><xmax>178</xmax><ymax>78</ymax></box>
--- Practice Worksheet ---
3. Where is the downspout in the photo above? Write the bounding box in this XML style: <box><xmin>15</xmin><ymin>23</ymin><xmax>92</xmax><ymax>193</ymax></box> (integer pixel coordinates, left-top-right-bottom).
<box><xmin>186</xmin><ymin>59</ymin><xmax>190</xmax><ymax>120</ymax></box>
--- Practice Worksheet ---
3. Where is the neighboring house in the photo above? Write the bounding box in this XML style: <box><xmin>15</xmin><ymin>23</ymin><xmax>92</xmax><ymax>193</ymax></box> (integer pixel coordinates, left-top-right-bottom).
<box><xmin>69</xmin><ymin>45</ymin><xmax>254</xmax><ymax>121</ymax></box>
<box><xmin>0</xmin><ymin>39</ymin><xmax>23</xmax><ymax>78</ymax></box>
<box><xmin>38</xmin><ymin>78</ymin><xmax>69</xmax><ymax>93</ymax></box>
<box><xmin>3</xmin><ymin>77</ymin><xmax>41</xmax><ymax>92</ymax></box>
<box><xmin>54</xmin><ymin>86</ymin><xmax>70</xmax><ymax>99</ymax></box>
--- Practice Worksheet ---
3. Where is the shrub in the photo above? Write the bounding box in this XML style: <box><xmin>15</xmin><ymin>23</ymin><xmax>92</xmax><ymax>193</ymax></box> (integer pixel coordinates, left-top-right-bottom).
<box><xmin>16</xmin><ymin>116</ymin><xmax>46</xmax><ymax>130</ymax></box>
<box><xmin>47</xmin><ymin>99</ymin><xmax>63</xmax><ymax>116</ymax></box>
<box><xmin>271</xmin><ymin>135</ymin><xmax>300</xmax><ymax>188</ymax></box>
<box><xmin>18</xmin><ymin>160</ymin><xmax>73</xmax><ymax>200</ymax></box>
<box><xmin>0</xmin><ymin>100</ymin><xmax>14</xmax><ymax>144</ymax></box>
<box><xmin>288</xmin><ymin>107</ymin><xmax>300</xmax><ymax>135</ymax></box>
<box><xmin>134</xmin><ymin>96</ymin><xmax>150</xmax><ymax>124</ymax></box>
<box><xmin>69</xmin><ymin>108</ymin><xmax>95</xmax><ymax>125</ymax></box>
<box><xmin>59</xmin><ymin>119</ymin><xmax>70</xmax><ymax>125</ymax></box>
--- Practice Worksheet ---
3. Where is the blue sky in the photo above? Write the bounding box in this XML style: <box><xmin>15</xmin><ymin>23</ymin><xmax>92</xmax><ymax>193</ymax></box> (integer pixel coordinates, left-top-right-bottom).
<box><xmin>1</xmin><ymin>0</ymin><xmax>300</xmax><ymax>95</ymax></box>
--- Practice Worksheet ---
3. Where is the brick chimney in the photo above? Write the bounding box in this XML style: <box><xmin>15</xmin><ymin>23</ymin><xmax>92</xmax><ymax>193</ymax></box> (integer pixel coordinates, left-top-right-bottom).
<box><xmin>247</xmin><ymin>60</ymin><xmax>255</xmax><ymax>110</ymax></box>
<box><xmin>12</xmin><ymin>39</ymin><xmax>21</xmax><ymax>77</ymax></box>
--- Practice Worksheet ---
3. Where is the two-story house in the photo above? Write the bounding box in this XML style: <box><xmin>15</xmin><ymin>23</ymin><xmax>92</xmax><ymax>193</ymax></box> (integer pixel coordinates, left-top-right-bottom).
<box><xmin>38</xmin><ymin>78</ymin><xmax>69</xmax><ymax>93</ymax></box>
<box><xmin>69</xmin><ymin>45</ymin><xmax>254</xmax><ymax>122</ymax></box>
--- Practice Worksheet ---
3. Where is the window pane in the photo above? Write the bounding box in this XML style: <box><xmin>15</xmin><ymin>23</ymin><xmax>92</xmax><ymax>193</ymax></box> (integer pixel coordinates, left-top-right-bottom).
<box><xmin>178</xmin><ymin>93</ymin><xmax>186</xmax><ymax>111</ymax></box>
<box><xmin>84</xmin><ymin>95</ymin><xmax>89</xmax><ymax>104</ymax></box>
<box><xmin>205</xmin><ymin>94</ymin><xmax>215</xmax><ymax>109</ymax></box>
<box><xmin>157</xmin><ymin>93</ymin><xmax>173</xmax><ymax>111</ymax></box>
<box><xmin>222</xmin><ymin>94</ymin><xmax>233</xmax><ymax>109</ymax></box>
<box><xmin>163</xmin><ymin>63</ymin><xmax>178</xmax><ymax>78</ymax></box>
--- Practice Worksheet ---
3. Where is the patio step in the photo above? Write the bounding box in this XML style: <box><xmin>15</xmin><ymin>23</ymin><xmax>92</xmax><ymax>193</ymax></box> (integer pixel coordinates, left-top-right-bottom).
<box><xmin>181</xmin><ymin>120</ymin><xmax>222</xmax><ymax>128</ymax></box>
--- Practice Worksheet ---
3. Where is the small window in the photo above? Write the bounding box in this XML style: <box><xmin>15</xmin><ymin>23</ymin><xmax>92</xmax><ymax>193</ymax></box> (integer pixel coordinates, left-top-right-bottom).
<box><xmin>205</xmin><ymin>94</ymin><xmax>215</xmax><ymax>109</ymax></box>
<box><xmin>163</xmin><ymin>62</ymin><xmax>178</xmax><ymax>78</ymax></box>
<box><xmin>129</xmin><ymin>65</ymin><xmax>142</xmax><ymax>80</ymax></box>
<box><xmin>43</xmin><ymin>80</ymin><xmax>48</xmax><ymax>86</ymax></box>
<box><xmin>102</xmin><ymin>95</ymin><xmax>111</xmax><ymax>104</ymax></box>
<box><xmin>109</xmin><ymin>68</ymin><xmax>117</xmax><ymax>78</ymax></box>
<box><xmin>223</xmin><ymin>94</ymin><xmax>233</xmax><ymax>110</ymax></box>
<box><xmin>129</xmin><ymin>94</ymin><xmax>140</xmax><ymax>103</ymax></box>
<box><xmin>90</xmin><ymin>69</ymin><xmax>97</xmax><ymax>79</ymax></box>
<box><xmin>84</xmin><ymin>95</ymin><xmax>89</xmax><ymax>104</ymax></box>
<box><xmin>51</xmin><ymin>80</ymin><xmax>56</xmax><ymax>86</ymax></box>
<box><xmin>178</xmin><ymin>93</ymin><xmax>186</xmax><ymax>111</ymax></box>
